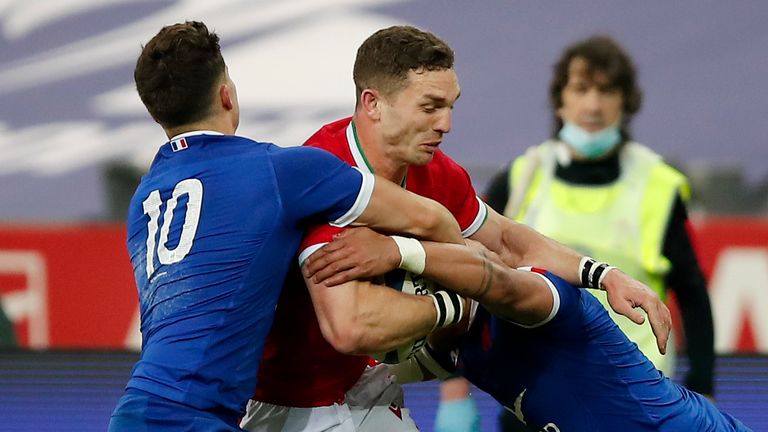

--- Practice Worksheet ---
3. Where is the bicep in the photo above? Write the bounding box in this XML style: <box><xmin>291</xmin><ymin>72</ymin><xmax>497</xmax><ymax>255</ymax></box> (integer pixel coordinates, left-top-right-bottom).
<box><xmin>303</xmin><ymin>273</ymin><xmax>359</xmax><ymax>335</ymax></box>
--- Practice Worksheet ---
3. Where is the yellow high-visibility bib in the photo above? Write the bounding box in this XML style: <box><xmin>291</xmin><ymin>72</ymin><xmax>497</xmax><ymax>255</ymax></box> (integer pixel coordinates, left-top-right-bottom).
<box><xmin>507</xmin><ymin>140</ymin><xmax>690</xmax><ymax>374</ymax></box>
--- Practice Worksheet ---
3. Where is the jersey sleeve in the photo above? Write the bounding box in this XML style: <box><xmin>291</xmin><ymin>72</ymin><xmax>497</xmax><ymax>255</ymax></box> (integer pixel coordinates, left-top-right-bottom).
<box><xmin>435</xmin><ymin>153</ymin><xmax>486</xmax><ymax>237</ymax></box>
<box><xmin>504</xmin><ymin>269</ymin><xmax>580</xmax><ymax>335</ymax></box>
<box><xmin>297</xmin><ymin>224</ymin><xmax>345</xmax><ymax>267</ymax></box>
<box><xmin>533</xmin><ymin>271</ymin><xmax>582</xmax><ymax>335</ymax></box>
<box><xmin>270</xmin><ymin>146</ymin><xmax>374</xmax><ymax>226</ymax></box>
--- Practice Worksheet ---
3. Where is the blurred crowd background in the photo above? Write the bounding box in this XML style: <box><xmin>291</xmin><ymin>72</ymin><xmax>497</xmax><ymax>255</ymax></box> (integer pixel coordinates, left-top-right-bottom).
<box><xmin>0</xmin><ymin>1</ymin><xmax>766</xmax><ymax>431</ymax></box>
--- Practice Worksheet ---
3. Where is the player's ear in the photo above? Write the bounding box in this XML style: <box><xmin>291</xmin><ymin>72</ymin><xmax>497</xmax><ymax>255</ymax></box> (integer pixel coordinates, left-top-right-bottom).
<box><xmin>220</xmin><ymin>83</ymin><xmax>234</xmax><ymax>111</ymax></box>
<box><xmin>360</xmin><ymin>89</ymin><xmax>381</xmax><ymax>121</ymax></box>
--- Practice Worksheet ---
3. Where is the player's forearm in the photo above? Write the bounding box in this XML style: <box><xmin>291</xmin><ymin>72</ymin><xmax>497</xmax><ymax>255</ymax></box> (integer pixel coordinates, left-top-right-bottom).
<box><xmin>356</xmin><ymin>176</ymin><xmax>463</xmax><ymax>244</ymax></box>
<box><xmin>308</xmin><ymin>278</ymin><xmax>436</xmax><ymax>355</ymax></box>
<box><xmin>420</xmin><ymin>242</ymin><xmax>551</xmax><ymax>325</ymax></box>
<box><xmin>469</xmin><ymin>210</ymin><xmax>582</xmax><ymax>286</ymax></box>
<box><xmin>351</xmin><ymin>287</ymin><xmax>437</xmax><ymax>354</ymax></box>
<box><xmin>492</xmin><ymin>213</ymin><xmax>583</xmax><ymax>285</ymax></box>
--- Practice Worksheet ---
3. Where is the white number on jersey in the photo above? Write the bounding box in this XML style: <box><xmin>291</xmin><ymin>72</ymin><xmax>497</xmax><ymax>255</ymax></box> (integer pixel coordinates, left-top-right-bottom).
<box><xmin>142</xmin><ymin>178</ymin><xmax>203</xmax><ymax>278</ymax></box>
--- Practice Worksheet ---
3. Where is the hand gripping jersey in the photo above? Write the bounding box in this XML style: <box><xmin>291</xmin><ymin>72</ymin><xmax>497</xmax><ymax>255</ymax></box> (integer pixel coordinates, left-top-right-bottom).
<box><xmin>114</xmin><ymin>132</ymin><xmax>372</xmax><ymax>428</ymax></box>
<box><xmin>443</xmin><ymin>271</ymin><xmax>751</xmax><ymax>432</ymax></box>
<box><xmin>253</xmin><ymin>118</ymin><xmax>487</xmax><ymax>407</ymax></box>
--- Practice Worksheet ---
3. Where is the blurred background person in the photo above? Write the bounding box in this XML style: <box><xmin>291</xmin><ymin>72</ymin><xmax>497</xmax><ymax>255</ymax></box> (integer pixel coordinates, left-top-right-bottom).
<box><xmin>435</xmin><ymin>34</ymin><xmax>716</xmax><ymax>432</ymax></box>
<box><xmin>480</xmin><ymin>35</ymin><xmax>714</xmax><ymax>431</ymax></box>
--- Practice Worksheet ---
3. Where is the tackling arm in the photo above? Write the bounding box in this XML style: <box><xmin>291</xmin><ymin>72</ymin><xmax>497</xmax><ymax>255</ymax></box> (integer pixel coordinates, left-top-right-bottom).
<box><xmin>304</xmin><ymin>273</ymin><xmax>435</xmax><ymax>355</ymax></box>
<box><xmin>420</xmin><ymin>240</ymin><xmax>554</xmax><ymax>326</ymax></box>
<box><xmin>469</xmin><ymin>206</ymin><xmax>581</xmax><ymax>282</ymax></box>
<box><xmin>354</xmin><ymin>175</ymin><xmax>464</xmax><ymax>244</ymax></box>
<box><xmin>305</xmin><ymin>227</ymin><xmax>553</xmax><ymax>326</ymax></box>
<box><xmin>471</xmin><ymin>206</ymin><xmax>671</xmax><ymax>353</ymax></box>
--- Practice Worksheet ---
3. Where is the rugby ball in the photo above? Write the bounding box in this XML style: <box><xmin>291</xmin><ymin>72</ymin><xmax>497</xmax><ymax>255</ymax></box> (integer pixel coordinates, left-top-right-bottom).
<box><xmin>371</xmin><ymin>269</ymin><xmax>436</xmax><ymax>364</ymax></box>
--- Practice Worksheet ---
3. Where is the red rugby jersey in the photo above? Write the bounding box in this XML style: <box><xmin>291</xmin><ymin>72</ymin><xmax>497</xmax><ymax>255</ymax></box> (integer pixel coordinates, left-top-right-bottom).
<box><xmin>253</xmin><ymin>117</ymin><xmax>486</xmax><ymax>407</ymax></box>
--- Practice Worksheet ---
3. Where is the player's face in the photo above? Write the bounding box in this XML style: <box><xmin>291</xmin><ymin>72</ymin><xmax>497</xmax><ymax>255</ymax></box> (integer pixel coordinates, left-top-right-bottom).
<box><xmin>378</xmin><ymin>68</ymin><xmax>460</xmax><ymax>166</ymax></box>
<box><xmin>558</xmin><ymin>57</ymin><xmax>623</xmax><ymax>132</ymax></box>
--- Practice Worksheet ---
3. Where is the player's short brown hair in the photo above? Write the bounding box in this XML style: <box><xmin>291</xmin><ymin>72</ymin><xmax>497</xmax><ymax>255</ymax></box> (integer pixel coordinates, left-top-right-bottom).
<box><xmin>353</xmin><ymin>26</ymin><xmax>454</xmax><ymax>104</ymax></box>
<box><xmin>134</xmin><ymin>21</ymin><xmax>226</xmax><ymax>128</ymax></box>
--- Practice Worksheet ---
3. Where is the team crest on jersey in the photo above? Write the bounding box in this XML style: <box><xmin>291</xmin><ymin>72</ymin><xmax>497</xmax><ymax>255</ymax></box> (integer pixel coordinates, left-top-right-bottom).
<box><xmin>171</xmin><ymin>138</ymin><xmax>188</xmax><ymax>152</ymax></box>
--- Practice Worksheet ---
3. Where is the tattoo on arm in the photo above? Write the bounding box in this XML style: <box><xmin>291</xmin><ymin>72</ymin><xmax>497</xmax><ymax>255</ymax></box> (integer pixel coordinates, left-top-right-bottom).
<box><xmin>477</xmin><ymin>250</ymin><xmax>494</xmax><ymax>299</ymax></box>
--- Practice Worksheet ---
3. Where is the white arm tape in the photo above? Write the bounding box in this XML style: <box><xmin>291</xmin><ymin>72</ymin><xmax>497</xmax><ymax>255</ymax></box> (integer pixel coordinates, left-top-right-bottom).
<box><xmin>392</xmin><ymin>236</ymin><xmax>426</xmax><ymax>275</ymax></box>
<box><xmin>429</xmin><ymin>291</ymin><xmax>464</xmax><ymax>329</ymax></box>
<box><xmin>578</xmin><ymin>256</ymin><xmax>615</xmax><ymax>290</ymax></box>
<box><xmin>597</xmin><ymin>266</ymin><xmax>617</xmax><ymax>290</ymax></box>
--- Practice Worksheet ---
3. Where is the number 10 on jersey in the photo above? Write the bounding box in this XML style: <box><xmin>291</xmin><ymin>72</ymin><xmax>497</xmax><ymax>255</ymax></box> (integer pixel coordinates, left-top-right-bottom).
<box><xmin>142</xmin><ymin>179</ymin><xmax>204</xmax><ymax>278</ymax></box>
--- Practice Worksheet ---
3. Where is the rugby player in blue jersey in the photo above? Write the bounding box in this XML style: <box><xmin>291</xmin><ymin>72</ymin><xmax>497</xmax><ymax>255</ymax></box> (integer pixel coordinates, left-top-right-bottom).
<box><xmin>108</xmin><ymin>21</ymin><xmax>466</xmax><ymax>431</ymax></box>
<box><xmin>306</xmin><ymin>228</ymin><xmax>752</xmax><ymax>432</ymax></box>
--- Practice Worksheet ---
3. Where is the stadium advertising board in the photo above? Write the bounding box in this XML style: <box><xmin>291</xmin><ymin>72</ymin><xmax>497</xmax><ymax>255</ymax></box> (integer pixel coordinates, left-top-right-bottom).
<box><xmin>0</xmin><ymin>219</ymin><xmax>766</xmax><ymax>352</ymax></box>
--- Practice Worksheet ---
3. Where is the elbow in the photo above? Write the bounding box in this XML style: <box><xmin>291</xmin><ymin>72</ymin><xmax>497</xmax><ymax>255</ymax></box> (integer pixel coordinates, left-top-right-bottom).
<box><xmin>478</xmin><ymin>270</ymin><xmax>542</xmax><ymax>325</ymax></box>
<box><xmin>489</xmin><ymin>271</ymin><xmax>554</xmax><ymax>326</ymax></box>
<box><xmin>414</xmin><ymin>201</ymin><xmax>460</xmax><ymax>241</ymax></box>
<box><xmin>320</xmin><ymin>319</ymin><xmax>369</xmax><ymax>355</ymax></box>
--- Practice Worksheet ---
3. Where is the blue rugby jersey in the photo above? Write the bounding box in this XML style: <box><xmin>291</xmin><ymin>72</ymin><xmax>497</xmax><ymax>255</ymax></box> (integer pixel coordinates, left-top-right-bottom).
<box><xmin>452</xmin><ymin>271</ymin><xmax>751</xmax><ymax>431</ymax></box>
<box><xmin>121</xmin><ymin>132</ymin><xmax>372</xmax><ymax>419</ymax></box>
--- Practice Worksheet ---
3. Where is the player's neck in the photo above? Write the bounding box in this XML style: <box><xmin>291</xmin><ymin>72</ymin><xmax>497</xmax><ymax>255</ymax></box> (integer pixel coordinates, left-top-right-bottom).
<box><xmin>164</xmin><ymin>116</ymin><xmax>236</xmax><ymax>139</ymax></box>
<box><xmin>352</xmin><ymin>118</ymin><xmax>408</xmax><ymax>185</ymax></box>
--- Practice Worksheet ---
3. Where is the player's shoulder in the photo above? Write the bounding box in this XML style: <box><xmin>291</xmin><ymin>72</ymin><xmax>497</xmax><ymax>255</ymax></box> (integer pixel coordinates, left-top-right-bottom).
<box><xmin>199</xmin><ymin>134</ymin><xmax>277</xmax><ymax>167</ymax></box>
<box><xmin>267</xmin><ymin>145</ymin><xmax>345</xmax><ymax>170</ymax></box>
<box><xmin>207</xmin><ymin>133</ymin><xmax>272</xmax><ymax>150</ymax></box>
<box><xmin>181</xmin><ymin>134</ymin><xmax>277</xmax><ymax>163</ymax></box>
<box><xmin>304</xmin><ymin>117</ymin><xmax>351</xmax><ymax>150</ymax></box>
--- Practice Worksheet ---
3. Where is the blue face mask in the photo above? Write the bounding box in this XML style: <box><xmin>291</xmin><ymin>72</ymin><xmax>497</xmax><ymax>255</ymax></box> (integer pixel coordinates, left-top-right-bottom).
<box><xmin>558</xmin><ymin>121</ymin><xmax>621</xmax><ymax>159</ymax></box>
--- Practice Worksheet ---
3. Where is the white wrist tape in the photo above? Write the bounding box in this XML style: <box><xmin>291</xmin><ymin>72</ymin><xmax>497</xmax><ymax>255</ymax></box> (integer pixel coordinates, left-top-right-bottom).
<box><xmin>578</xmin><ymin>256</ymin><xmax>615</xmax><ymax>290</ymax></box>
<box><xmin>392</xmin><ymin>236</ymin><xmax>426</xmax><ymax>275</ymax></box>
<box><xmin>597</xmin><ymin>266</ymin><xmax>616</xmax><ymax>290</ymax></box>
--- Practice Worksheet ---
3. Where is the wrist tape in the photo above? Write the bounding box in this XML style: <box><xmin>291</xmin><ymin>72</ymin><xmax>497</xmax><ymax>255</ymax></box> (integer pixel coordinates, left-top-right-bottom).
<box><xmin>578</xmin><ymin>256</ymin><xmax>616</xmax><ymax>290</ymax></box>
<box><xmin>392</xmin><ymin>236</ymin><xmax>426</xmax><ymax>275</ymax></box>
<box><xmin>429</xmin><ymin>290</ymin><xmax>464</xmax><ymax>329</ymax></box>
